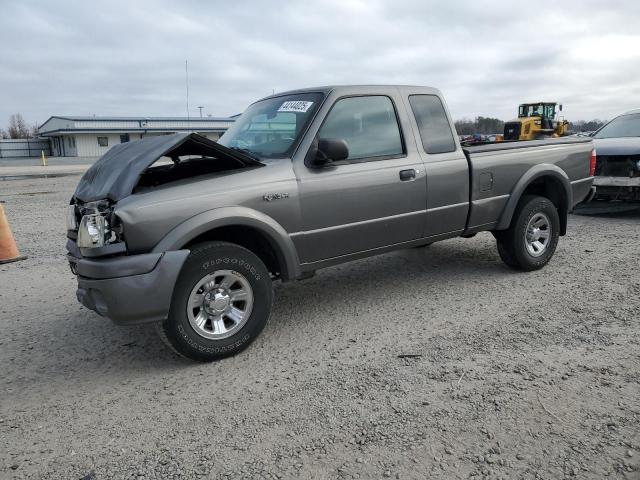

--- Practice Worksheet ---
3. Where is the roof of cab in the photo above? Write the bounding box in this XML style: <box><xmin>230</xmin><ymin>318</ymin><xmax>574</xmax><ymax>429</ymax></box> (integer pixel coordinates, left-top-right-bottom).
<box><xmin>256</xmin><ymin>85</ymin><xmax>441</xmax><ymax>102</ymax></box>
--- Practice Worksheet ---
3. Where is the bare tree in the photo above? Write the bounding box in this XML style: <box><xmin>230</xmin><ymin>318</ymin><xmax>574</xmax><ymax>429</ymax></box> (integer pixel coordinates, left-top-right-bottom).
<box><xmin>568</xmin><ymin>119</ymin><xmax>606</xmax><ymax>133</ymax></box>
<box><xmin>7</xmin><ymin>114</ymin><xmax>31</xmax><ymax>139</ymax></box>
<box><xmin>454</xmin><ymin>118</ymin><xmax>475</xmax><ymax>135</ymax></box>
<box><xmin>455</xmin><ymin>116</ymin><xmax>505</xmax><ymax>135</ymax></box>
<box><xmin>0</xmin><ymin>128</ymin><xmax>8</xmax><ymax>139</ymax></box>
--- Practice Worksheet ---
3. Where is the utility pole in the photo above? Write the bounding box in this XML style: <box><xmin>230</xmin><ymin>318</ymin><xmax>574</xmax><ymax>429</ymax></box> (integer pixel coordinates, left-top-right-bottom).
<box><xmin>197</xmin><ymin>106</ymin><xmax>204</xmax><ymax>117</ymax></box>
<box><xmin>185</xmin><ymin>60</ymin><xmax>190</xmax><ymax>131</ymax></box>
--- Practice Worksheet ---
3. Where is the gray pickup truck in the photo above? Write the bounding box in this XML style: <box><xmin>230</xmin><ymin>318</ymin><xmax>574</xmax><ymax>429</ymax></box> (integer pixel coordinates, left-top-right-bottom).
<box><xmin>66</xmin><ymin>85</ymin><xmax>594</xmax><ymax>361</ymax></box>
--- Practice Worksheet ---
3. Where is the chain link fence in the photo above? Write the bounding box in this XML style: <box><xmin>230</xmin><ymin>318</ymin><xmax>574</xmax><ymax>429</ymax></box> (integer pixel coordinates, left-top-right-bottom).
<box><xmin>0</xmin><ymin>138</ymin><xmax>52</xmax><ymax>158</ymax></box>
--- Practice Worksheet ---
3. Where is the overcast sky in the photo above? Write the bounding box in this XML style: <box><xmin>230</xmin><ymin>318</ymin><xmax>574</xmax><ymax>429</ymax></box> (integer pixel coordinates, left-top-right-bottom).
<box><xmin>1</xmin><ymin>0</ymin><xmax>639</xmax><ymax>127</ymax></box>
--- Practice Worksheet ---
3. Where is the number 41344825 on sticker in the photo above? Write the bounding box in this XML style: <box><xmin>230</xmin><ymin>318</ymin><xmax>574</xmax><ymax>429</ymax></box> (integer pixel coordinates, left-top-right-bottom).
<box><xmin>277</xmin><ymin>101</ymin><xmax>314</xmax><ymax>113</ymax></box>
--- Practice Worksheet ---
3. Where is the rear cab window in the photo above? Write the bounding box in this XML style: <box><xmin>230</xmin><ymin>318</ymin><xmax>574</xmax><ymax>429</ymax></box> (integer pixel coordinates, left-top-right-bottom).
<box><xmin>408</xmin><ymin>95</ymin><xmax>456</xmax><ymax>154</ymax></box>
<box><xmin>318</xmin><ymin>95</ymin><xmax>404</xmax><ymax>161</ymax></box>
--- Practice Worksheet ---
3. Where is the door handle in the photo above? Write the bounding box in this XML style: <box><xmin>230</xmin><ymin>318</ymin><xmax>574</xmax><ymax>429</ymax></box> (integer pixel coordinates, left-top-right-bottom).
<box><xmin>399</xmin><ymin>169</ymin><xmax>416</xmax><ymax>181</ymax></box>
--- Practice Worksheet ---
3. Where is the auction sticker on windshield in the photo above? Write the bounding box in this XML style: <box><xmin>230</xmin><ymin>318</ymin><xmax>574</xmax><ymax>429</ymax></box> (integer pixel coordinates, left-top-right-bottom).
<box><xmin>278</xmin><ymin>101</ymin><xmax>314</xmax><ymax>113</ymax></box>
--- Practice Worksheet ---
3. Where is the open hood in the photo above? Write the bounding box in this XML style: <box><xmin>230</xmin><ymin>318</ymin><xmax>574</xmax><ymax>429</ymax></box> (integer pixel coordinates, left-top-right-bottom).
<box><xmin>73</xmin><ymin>133</ymin><xmax>264</xmax><ymax>203</ymax></box>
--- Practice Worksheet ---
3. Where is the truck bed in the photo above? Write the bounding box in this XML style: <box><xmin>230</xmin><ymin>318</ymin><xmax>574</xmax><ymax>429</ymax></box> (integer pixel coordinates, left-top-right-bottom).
<box><xmin>463</xmin><ymin>137</ymin><xmax>592</xmax><ymax>155</ymax></box>
<box><xmin>462</xmin><ymin>137</ymin><xmax>594</xmax><ymax>233</ymax></box>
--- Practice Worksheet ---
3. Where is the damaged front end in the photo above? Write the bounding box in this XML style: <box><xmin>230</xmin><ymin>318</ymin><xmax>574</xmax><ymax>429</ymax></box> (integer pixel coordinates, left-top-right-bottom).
<box><xmin>592</xmin><ymin>137</ymin><xmax>640</xmax><ymax>202</ymax></box>
<box><xmin>592</xmin><ymin>153</ymin><xmax>640</xmax><ymax>202</ymax></box>
<box><xmin>66</xmin><ymin>133</ymin><xmax>265</xmax><ymax>325</ymax></box>
<box><xmin>67</xmin><ymin>132</ymin><xmax>264</xmax><ymax>257</ymax></box>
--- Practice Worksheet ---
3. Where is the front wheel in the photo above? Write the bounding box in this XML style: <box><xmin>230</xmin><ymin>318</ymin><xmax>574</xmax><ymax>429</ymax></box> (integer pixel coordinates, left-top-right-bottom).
<box><xmin>494</xmin><ymin>195</ymin><xmax>560</xmax><ymax>271</ymax></box>
<box><xmin>157</xmin><ymin>241</ymin><xmax>273</xmax><ymax>361</ymax></box>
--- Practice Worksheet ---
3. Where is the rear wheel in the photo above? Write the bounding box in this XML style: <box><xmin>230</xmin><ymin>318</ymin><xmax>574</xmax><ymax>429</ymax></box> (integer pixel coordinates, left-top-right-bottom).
<box><xmin>157</xmin><ymin>241</ymin><xmax>273</xmax><ymax>361</ymax></box>
<box><xmin>494</xmin><ymin>195</ymin><xmax>560</xmax><ymax>271</ymax></box>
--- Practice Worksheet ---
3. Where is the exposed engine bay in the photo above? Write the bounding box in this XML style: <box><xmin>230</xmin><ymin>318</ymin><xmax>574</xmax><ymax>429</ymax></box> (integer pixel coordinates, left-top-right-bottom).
<box><xmin>135</xmin><ymin>154</ymin><xmax>248</xmax><ymax>191</ymax></box>
<box><xmin>71</xmin><ymin>133</ymin><xmax>264</xmax><ymax>204</ymax></box>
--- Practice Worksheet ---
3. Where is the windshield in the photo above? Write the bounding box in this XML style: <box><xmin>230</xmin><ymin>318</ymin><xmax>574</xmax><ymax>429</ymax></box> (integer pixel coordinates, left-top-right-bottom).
<box><xmin>519</xmin><ymin>104</ymin><xmax>542</xmax><ymax>117</ymax></box>
<box><xmin>594</xmin><ymin>113</ymin><xmax>640</xmax><ymax>139</ymax></box>
<box><xmin>518</xmin><ymin>104</ymin><xmax>555</xmax><ymax>118</ymax></box>
<box><xmin>543</xmin><ymin>104</ymin><xmax>556</xmax><ymax>119</ymax></box>
<box><xmin>218</xmin><ymin>92</ymin><xmax>324</xmax><ymax>158</ymax></box>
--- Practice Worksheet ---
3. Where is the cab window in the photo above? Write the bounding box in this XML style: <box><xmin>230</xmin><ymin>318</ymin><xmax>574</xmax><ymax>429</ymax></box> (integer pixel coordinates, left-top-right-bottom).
<box><xmin>408</xmin><ymin>95</ymin><xmax>456</xmax><ymax>154</ymax></box>
<box><xmin>317</xmin><ymin>95</ymin><xmax>404</xmax><ymax>161</ymax></box>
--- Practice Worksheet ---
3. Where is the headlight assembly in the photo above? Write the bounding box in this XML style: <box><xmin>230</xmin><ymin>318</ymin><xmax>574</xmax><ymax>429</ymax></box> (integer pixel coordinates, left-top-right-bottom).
<box><xmin>77</xmin><ymin>213</ymin><xmax>111</xmax><ymax>248</ymax></box>
<box><xmin>73</xmin><ymin>199</ymin><xmax>121</xmax><ymax>250</ymax></box>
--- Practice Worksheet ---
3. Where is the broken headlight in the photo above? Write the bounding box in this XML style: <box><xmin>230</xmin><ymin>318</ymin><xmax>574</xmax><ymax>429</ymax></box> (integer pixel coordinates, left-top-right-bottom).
<box><xmin>75</xmin><ymin>200</ymin><xmax>119</xmax><ymax>249</ymax></box>
<box><xmin>77</xmin><ymin>214</ymin><xmax>111</xmax><ymax>248</ymax></box>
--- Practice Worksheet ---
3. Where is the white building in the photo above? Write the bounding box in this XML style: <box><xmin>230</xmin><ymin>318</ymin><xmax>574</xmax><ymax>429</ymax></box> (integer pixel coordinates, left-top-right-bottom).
<box><xmin>38</xmin><ymin>115</ymin><xmax>236</xmax><ymax>157</ymax></box>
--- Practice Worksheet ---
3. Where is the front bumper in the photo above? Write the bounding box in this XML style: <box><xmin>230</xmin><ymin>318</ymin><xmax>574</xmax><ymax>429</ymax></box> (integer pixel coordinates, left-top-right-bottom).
<box><xmin>593</xmin><ymin>176</ymin><xmax>640</xmax><ymax>188</ymax></box>
<box><xmin>592</xmin><ymin>176</ymin><xmax>640</xmax><ymax>201</ymax></box>
<box><xmin>67</xmin><ymin>241</ymin><xmax>189</xmax><ymax>325</ymax></box>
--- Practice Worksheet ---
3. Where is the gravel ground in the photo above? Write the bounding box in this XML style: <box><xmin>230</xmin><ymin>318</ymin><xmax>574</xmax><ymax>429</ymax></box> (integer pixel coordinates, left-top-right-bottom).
<box><xmin>0</xmin><ymin>175</ymin><xmax>638</xmax><ymax>480</ymax></box>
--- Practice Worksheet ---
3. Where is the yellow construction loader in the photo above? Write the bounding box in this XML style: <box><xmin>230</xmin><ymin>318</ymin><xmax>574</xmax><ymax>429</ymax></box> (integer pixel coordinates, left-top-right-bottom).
<box><xmin>503</xmin><ymin>102</ymin><xmax>569</xmax><ymax>141</ymax></box>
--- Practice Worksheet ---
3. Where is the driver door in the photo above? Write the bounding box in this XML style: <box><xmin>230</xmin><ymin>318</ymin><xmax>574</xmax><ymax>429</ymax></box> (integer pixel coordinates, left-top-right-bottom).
<box><xmin>292</xmin><ymin>93</ymin><xmax>426</xmax><ymax>264</ymax></box>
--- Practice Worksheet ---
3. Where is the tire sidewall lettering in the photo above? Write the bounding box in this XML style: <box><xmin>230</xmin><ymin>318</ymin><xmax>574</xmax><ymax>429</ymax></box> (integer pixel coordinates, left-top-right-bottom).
<box><xmin>177</xmin><ymin>324</ymin><xmax>251</xmax><ymax>354</ymax></box>
<box><xmin>202</xmin><ymin>256</ymin><xmax>261</xmax><ymax>281</ymax></box>
<box><xmin>163</xmin><ymin>243</ymin><xmax>272</xmax><ymax>360</ymax></box>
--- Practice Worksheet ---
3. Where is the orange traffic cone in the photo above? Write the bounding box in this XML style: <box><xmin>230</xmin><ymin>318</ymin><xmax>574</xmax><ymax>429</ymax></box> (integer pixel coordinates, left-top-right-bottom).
<box><xmin>0</xmin><ymin>202</ymin><xmax>27</xmax><ymax>264</ymax></box>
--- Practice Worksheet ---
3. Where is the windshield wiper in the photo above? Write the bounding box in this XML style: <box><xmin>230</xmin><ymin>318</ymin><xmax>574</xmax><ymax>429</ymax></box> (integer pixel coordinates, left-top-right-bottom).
<box><xmin>229</xmin><ymin>147</ymin><xmax>262</xmax><ymax>162</ymax></box>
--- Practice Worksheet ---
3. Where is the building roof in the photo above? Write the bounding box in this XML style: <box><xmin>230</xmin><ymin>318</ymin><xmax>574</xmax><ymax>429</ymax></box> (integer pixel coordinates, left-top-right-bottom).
<box><xmin>38</xmin><ymin>115</ymin><xmax>236</xmax><ymax>136</ymax></box>
<box><xmin>44</xmin><ymin>115</ymin><xmax>234</xmax><ymax>123</ymax></box>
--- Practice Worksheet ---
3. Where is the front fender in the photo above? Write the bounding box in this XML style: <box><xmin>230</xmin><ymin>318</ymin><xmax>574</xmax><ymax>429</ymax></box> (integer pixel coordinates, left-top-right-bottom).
<box><xmin>151</xmin><ymin>206</ymin><xmax>301</xmax><ymax>281</ymax></box>
<box><xmin>496</xmin><ymin>164</ymin><xmax>572</xmax><ymax>231</ymax></box>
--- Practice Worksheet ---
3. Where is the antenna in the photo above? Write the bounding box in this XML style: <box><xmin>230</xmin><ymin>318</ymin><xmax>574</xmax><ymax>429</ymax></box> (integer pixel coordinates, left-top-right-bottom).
<box><xmin>185</xmin><ymin>60</ymin><xmax>190</xmax><ymax>132</ymax></box>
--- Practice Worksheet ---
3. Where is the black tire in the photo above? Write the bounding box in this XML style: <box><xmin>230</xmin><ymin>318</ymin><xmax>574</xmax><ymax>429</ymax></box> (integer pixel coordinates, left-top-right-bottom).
<box><xmin>494</xmin><ymin>195</ymin><xmax>560</xmax><ymax>271</ymax></box>
<box><xmin>157</xmin><ymin>241</ymin><xmax>273</xmax><ymax>361</ymax></box>
<box><xmin>496</xmin><ymin>235</ymin><xmax>519</xmax><ymax>268</ymax></box>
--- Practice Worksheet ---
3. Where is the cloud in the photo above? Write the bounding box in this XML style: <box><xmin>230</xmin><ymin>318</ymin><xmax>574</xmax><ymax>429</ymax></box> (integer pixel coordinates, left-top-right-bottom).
<box><xmin>1</xmin><ymin>0</ymin><xmax>639</xmax><ymax>126</ymax></box>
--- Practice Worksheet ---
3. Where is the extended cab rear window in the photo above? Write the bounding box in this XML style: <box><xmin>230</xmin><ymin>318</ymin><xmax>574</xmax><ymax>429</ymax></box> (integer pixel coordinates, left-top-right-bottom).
<box><xmin>409</xmin><ymin>95</ymin><xmax>456</xmax><ymax>154</ymax></box>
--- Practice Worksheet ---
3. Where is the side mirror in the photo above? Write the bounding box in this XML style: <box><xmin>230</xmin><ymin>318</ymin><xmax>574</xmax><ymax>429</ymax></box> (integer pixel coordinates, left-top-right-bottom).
<box><xmin>558</xmin><ymin>104</ymin><xmax>563</xmax><ymax>111</ymax></box>
<box><xmin>311</xmin><ymin>138</ymin><xmax>349</xmax><ymax>167</ymax></box>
